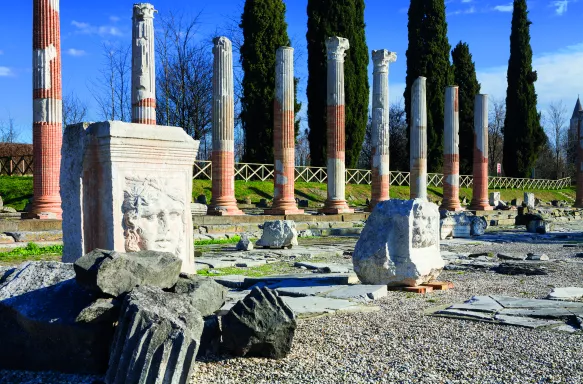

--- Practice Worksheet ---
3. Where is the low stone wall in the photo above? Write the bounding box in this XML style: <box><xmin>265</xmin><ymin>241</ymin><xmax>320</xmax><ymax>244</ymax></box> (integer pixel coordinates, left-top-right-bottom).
<box><xmin>516</xmin><ymin>207</ymin><xmax>583</xmax><ymax>223</ymax></box>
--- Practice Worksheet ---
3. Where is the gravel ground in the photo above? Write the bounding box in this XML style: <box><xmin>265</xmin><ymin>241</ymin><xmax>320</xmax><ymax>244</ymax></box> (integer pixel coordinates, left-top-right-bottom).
<box><xmin>193</xmin><ymin>232</ymin><xmax>583</xmax><ymax>384</ymax></box>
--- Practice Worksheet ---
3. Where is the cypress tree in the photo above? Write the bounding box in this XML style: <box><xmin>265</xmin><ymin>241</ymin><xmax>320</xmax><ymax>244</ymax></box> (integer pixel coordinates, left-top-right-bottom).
<box><xmin>451</xmin><ymin>41</ymin><xmax>481</xmax><ymax>175</ymax></box>
<box><xmin>404</xmin><ymin>0</ymin><xmax>452</xmax><ymax>172</ymax></box>
<box><xmin>306</xmin><ymin>0</ymin><xmax>369</xmax><ymax>167</ymax></box>
<box><xmin>503</xmin><ymin>0</ymin><xmax>545</xmax><ymax>177</ymax></box>
<box><xmin>240</xmin><ymin>0</ymin><xmax>300</xmax><ymax>163</ymax></box>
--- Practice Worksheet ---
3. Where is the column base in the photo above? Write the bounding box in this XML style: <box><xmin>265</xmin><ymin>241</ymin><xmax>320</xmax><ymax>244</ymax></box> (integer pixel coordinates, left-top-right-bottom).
<box><xmin>469</xmin><ymin>201</ymin><xmax>493</xmax><ymax>211</ymax></box>
<box><xmin>29</xmin><ymin>198</ymin><xmax>62</xmax><ymax>220</ymax></box>
<box><xmin>25</xmin><ymin>212</ymin><xmax>62</xmax><ymax>220</ymax></box>
<box><xmin>207</xmin><ymin>205</ymin><xmax>245</xmax><ymax>216</ymax></box>
<box><xmin>319</xmin><ymin>200</ymin><xmax>354</xmax><ymax>214</ymax></box>
<box><xmin>264</xmin><ymin>208</ymin><xmax>305</xmax><ymax>215</ymax></box>
<box><xmin>440</xmin><ymin>200</ymin><xmax>463</xmax><ymax>212</ymax></box>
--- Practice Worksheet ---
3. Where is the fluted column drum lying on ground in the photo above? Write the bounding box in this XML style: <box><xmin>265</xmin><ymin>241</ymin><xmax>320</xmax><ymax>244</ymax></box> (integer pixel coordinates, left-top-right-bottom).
<box><xmin>470</xmin><ymin>94</ymin><xmax>493</xmax><ymax>211</ymax></box>
<box><xmin>266</xmin><ymin>47</ymin><xmax>303</xmax><ymax>215</ymax></box>
<box><xmin>209</xmin><ymin>37</ymin><xmax>244</xmax><ymax>216</ymax></box>
<box><xmin>31</xmin><ymin>0</ymin><xmax>63</xmax><ymax>219</ymax></box>
<box><xmin>320</xmin><ymin>37</ymin><xmax>354</xmax><ymax>214</ymax></box>
<box><xmin>576</xmin><ymin>120</ymin><xmax>583</xmax><ymax>208</ymax></box>
<box><xmin>370</xmin><ymin>50</ymin><xmax>397</xmax><ymax>208</ymax></box>
<box><xmin>410</xmin><ymin>77</ymin><xmax>428</xmax><ymax>201</ymax></box>
<box><xmin>441</xmin><ymin>86</ymin><xmax>462</xmax><ymax>211</ymax></box>
<box><xmin>131</xmin><ymin>3</ymin><xmax>156</xmax><ymax>125</ymax></box>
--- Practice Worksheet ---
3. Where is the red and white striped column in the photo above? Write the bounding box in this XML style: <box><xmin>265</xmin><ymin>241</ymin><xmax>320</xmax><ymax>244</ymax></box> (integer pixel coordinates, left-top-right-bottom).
<box><xmin>470</xmin><ymin>94</ymin><xmax>493</xmax><ymax>211</ymax></box>
<box><xmin>410</xmin><ymin>76</ymin><xmax>427</xmax><ymax>200</ymax></box>
<box><xmin>576</xmin><ymin>118</ymin><xmax>583</xmax><ymax>208</ymax></box>
<box><xmin>320</xmin><ymin>37</ymin><xmax>354</xmax><ymax>214</ymax></box>
<box><xmin>30</xmin><ymin>0</ymin><xmax>63</xmax><ymax>219</ymax></box>
<box><xmin>370</xmin><ymin>50</ymin><xmax>397</xmax><ymax>208</ymax></box>
<box><xmin>266</xmin><ymin>47</ymin><xmax>303</xmax><ymax>215</ymax></box>
<box><xmin>131</xmin><ymin>3</ymin><xmax>156</xmax><ymax>125</ymax></box>
<box><xmin>441</xmin><ymin>86</ymin><xmax>462</xmax><ymax>211</ymax></box>
<box><xmin>209</xmin><ymin>37</ymin><xmax>243</xmax><ymax>216</ymax></box>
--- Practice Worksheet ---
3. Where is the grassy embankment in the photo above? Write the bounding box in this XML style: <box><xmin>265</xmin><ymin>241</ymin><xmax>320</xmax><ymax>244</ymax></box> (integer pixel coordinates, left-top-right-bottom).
<box><xmin>1</xmin><ymin>175</ymin><xmax>576</xmax><ymax>211</ymax></box>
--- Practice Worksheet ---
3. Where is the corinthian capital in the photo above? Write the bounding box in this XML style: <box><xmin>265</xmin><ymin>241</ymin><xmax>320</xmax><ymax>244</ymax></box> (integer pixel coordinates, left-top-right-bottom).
<box><xmin>372</xmin><ymin>50</ymin><xmax>397</xmax><ymax>73</ymax></box>
<box><xmin>133</xmin><ymin>3</ymin><xmax>156</xmax><ymax>20</ymax></box>
<box><xmin>326</xmin><ymin>37</ymin><xmax>350</xmax><ymax>62</ymax></box>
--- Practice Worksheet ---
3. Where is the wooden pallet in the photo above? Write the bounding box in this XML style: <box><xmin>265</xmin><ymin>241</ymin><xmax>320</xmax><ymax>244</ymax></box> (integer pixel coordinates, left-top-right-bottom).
<box><xmin>388</xmin><ymin>281</ymin><xmax>454</xmax><ymax>294</ymax></box>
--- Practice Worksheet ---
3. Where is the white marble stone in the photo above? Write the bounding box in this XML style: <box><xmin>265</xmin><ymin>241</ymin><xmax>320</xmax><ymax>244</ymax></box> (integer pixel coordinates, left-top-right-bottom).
<box><xmin>353</xmin><ymin>199</ymin><xmax>444</xmax><ymax>286</ymax></box>
<box><xmin>524</xmin><ymin>192</ymin><xmax>536</xmax><ymax>209</ymax></box>
<box><xmin>61</xmin><ymin>121</ymin><xmax>199</xmax><ymax>274</ymax></box>
<box><xmin>489</xmin><ymin>192</ymin><xmax>500</xmax><ymax>208</ymax></box>
<box><xmin>256</xmin><ymin>220</ymin><xmax>298</xmax><ymax>249</ymax></box>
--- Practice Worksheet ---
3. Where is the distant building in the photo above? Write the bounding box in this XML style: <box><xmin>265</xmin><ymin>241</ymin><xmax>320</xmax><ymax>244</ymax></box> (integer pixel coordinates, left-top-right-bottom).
<box><xmin>570</xmin><ymin>96</ymin><xmax>583</xmax><ymax>140</ymax></box>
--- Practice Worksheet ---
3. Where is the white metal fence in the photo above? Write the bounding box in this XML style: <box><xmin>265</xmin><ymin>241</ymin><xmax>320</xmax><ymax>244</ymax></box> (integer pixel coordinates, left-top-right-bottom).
<box><xmin>192</xmin><ymin>161</ymin><xmax>572</xmax><ymax>190</ymax></box>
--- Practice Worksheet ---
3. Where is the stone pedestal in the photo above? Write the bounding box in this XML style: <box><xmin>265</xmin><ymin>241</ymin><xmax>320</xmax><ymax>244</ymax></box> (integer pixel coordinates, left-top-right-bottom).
<box><xmin>209</xmin><ymin>37</ymin><xmax>244</xmax><ymax>216</ymax></box>
<box><xmin>131</xmin><ymin>3</ymin><xmax>156</xmax><ymax>125</ymax></box>
<box><xmin>489</xmin><ymin>192</ymin><xmax>500</xmax><ymax>208</ymax></box>
<box><xmin>524</xmin><ymin>193</ymin><xmax>535</xmax><ymax>209</ymax></box>
<box><xmin>60</xmin><ymin>121</ymin><xmax>200</xmax><ymax>274</ymax></box>
<box><xmin>30</xmin><ymin>0</ymin><xmax>63</xmax><ymax>219</ymax></box>
<box><xmin>370</xmin><ymin>50</ymin><xmax>397</xmax><ymax>209</ymax></box>
<box><xmin>265</xmin><ymin>47</ymin><xmax>303</xmax><ymax>215</ymax></box>
<box><xmin>353</xmin><ymin>199</ymin><xmax>443</xmax><ymax>287</ymax></box>
<box><xmin>410</xmin><ymin>77</ymin><xmax>428</xmax><ymax>200</ymax></box>
<box><xmin>469</xmin><ymin>95</ymin><xmax>492</xmax><ymax>211</ymax></box>
<box><xmin>320</xmin><ymin>37</ymin><xmax>353</xmax><ymax>214</ymax></box>
<box><xmin>441</xmin><ymin>86</ymin><xmax>462</xmax><ymax>211</ymax></box>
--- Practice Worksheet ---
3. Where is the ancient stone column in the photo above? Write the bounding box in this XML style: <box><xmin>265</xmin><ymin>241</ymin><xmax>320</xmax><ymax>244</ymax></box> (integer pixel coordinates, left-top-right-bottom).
<box><xmin>131</xmin><ymin>3</ymin><xmax>156</xmax><ymax>125</ymax></box>
<box><xmin>470</xmin><ymin>94</ymin><xmax>493</xmax><ymax>211</ymax></box>
<box><xmin>320</xmin><ymin>37</ymin><xmax>354</xmax><ymax>214</ymax></box>
<box><xmin>576</xmin><ymin>118</ymin><xmax>583</xmax><ymax>208</ymax></box>
<box><xmin>370</xmin><ymin>50</ymin><xmax>397</xmax><ymax>209</ymax></box>
<box><xmin>209</xmin><ymin>37</ymin><xmax>243</xmax><ymax>216</ymax></box>
<box><xmin>410</xmin><ymin>77</ymin><xmax>427</xmax><ymax>201</ymax></box>
<box><xmin>266</xmin><ymin>47</ymin><xmax>303</xmax><ymax>215</ymax></box>
<box><xmin>30</xmin><ymin>0</ymin><xmax>63</xmax><ymax>219</ymax></box>
<box><xmin>441</xmin><ymin>86</ymin><xmax>462</xmax><ymax>211</ymax></box>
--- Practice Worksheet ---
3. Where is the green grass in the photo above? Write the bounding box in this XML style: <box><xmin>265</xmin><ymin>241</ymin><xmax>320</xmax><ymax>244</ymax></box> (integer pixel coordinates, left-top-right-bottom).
<box><xmin>197</xmin><ymin>261</ymin><xmax>294</xmax><ymax>277</ymax></box>
<box><xmin>0</xmin><ymin>176</ymin><xmax>33</xmax><ymax>211</ymax></box>
<box><xmin>0</xmin><ymin>242</ymin><xmax>63</xmax><ymax>264</ymax></box>
<box><xmin>194</xmin><ymin>236</ymin><xmax>242</xmax><ymax>246</ymax></box>
<box><xmin>0</xmin><ymin>176</ymin><xmax>577</xmax><ymax>211</ymax></box>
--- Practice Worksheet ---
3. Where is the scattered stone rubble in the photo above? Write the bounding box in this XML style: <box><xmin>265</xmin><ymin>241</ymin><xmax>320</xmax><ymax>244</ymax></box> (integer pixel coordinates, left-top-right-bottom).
<box><xmin>256</xmin><ymin>220</ymin><xmax>298</xmax><ymax>249</ymax></box>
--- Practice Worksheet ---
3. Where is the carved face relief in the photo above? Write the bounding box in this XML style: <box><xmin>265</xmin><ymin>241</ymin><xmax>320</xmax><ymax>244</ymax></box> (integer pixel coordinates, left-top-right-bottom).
<box><xmin>122</xmin><ymin>177</ymin><xmax>185</xmax><ymax>256</ymax></box>
<box><xmin>411</xmin><ymin>203</ymin><xmax>437</xmax><ymax>249</ymax></box>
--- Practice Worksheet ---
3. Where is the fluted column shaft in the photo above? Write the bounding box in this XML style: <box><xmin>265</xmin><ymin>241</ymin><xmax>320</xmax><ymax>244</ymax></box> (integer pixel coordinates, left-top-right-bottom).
<box><xmin>266</xmin><ymin>47</ymin><xmax>303</xmax><ymax>215</ymax></box>
<box><xmin>410</xmin><ymin>77</ymin><xmax>427</xmax><ymax>200</ymax></box>
<box><xmin>321</xmin><ymin>37</ymin><xmax>354</xmax><ymax>214</ymax></box>
<box><xmin>131</xmin><ymin>3</ymin><xmax>156</xmax><ymax>124</ymax></box>
<box><xmin>576</xmin><ymin>119</ymin><xmax>583</xmax><ymax>207</ymax></box>
<box><xmin>441</xmin><ymin>86</ymin><xmax>462</xmax><ymax>211</ymax></box>
<box><xmin>31</xmin><ymin>0</ymin><xmax>62</xmax><ymax>219</ymax></box>
<box><xmin>470</xmin><ymin>95</ymin><xmax>493</xmax><ymax>211</ymax></box>
<box><xmin>370</xmin><ymin>50</ymin><xmax>397</xmax><ymax>208</ymax></box>
<box><xmin>209</xmin><ymin>37</ymin><xmax>243</xmax><ymax>216</ymax></box>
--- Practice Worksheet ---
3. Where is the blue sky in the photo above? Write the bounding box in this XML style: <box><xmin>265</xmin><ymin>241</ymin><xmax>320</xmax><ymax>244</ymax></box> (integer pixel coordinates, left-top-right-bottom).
<box><xmin>1</xmin><ymin>0</ymin><xmax>582</xmax><ymax>142</ymax></box>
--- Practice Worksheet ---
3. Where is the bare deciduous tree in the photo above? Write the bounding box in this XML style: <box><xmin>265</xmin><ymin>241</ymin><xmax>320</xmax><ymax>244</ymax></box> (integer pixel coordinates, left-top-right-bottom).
<box><xmin>488</xmin><ymin>98</ymin><xmax>505</xmax><ymax>175</ymax></box>
<box><xmin>62</xmin><ymin>92</ymin><xmax>88</xmax><ymax>128</ymax></box>
<box><xmin>0</xmin><ymin>115</ymin><xmax>20</xmax><ymax>143</ymax></box>
<box><xmin>544</xmin><ymin>100</ymin><xmax>568</xmax><ymax>178</ymax></box>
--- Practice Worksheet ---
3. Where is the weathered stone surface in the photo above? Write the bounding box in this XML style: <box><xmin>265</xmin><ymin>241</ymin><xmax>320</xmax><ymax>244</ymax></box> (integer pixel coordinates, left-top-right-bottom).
<box><xmin>75</xmin><ymin>298</ymin><xmax>119</xmax><ymax>324</ymax></box>
<box><xmin>167</xmin><ymin>273</ymin><xmax>227</xmax><ymax>317</ymax></box>
<box><xmin>198</xmin><ymin>315</ymin><xmax>221</xmax><ymax>358</ymax></box>
<box><xmin>0</xmin><ymin>233</ymin><xmax>15</xmax><ymax>244</ymax></box>
<box><xmin>440</xmin><ymin>212</ymin><xmax>471</xmax><ymax>239</ymax></box>
<box><xmin>236</xmin><ymin>234</ymin><xmax>254</xmax><ymax>251</ymax></box>
<box><xmin>256</xmin><ymin>220</ymin><xmax>298</xmax><ymax>249</ymax></box>
<box><xmin>470</xmin><ymin>216</ymin><xmax>488</xmax><ymax>236</ymax></box>
<box><xmin>323</xmin><ymin>284</ymin><xmax>387</xmax><ymax>301</ymax></box>
<box><xmin>526</xmin><ymin>253</ymin><xmax>549</xmax><ymax>261</ymax></box>
<box><xmin>0</xmin><ymin>195</ymin><xmax>3</xmax><ymax>210</ymax></box>
<box><xmin>2</xmin><ymin>206</ymin><xmax>16</xmax><ymax>213</ymax></box>
<box><xmin>106</xmin><ymin>286</ymin><xmax>204</xmax><ymax>384</ymax></box>
<box><xmin>546</xmin><ymin>287</ymin><xmax>583</xmax><ymax>301</ymax></box>
<box><xmin>293</xmin><ymin>261</ymin><xmax>352</xmax><ymax>274</ymax></box>
<box><xmin>5</xmin><ymin>230</ymin><xmax>62</xmax><ymax>242</ymax></box>
<box><xmin>489</xmin><ymin>192</ymin><xmax>500</xmax><ymax>208</ymax></box>
<box><xmin>526</xmin><ymin>219</ymin><xmax>551</xmax><ymax>234</ymax></box>
<box><xmin>524</xmin><ymin>192</ymin><xmax>536</xmax><ymax>209</ymax></box>
<box><xmin>0</xmin><ymin>262</ymin><xmax>113</xmax><ymax>374</ymax></box>
<box><xmin>74</xmin><ymin>249</ymin><xmax>182</xmax><ymax>298</ymax></box>
<box><xmin>353</xmin><ymin>199</ymin><xmax>444</xmax><ymax>286</ymax></box>
<box><xmin>222</xmin><ymin>287</ymin><xmax>296</xmax><ymax>359</ymax></box>
<box><xmin>281</xmin><ymin>295</ymin><xmax>378</xmax><ymax>318</ymax></box>
<box><xmin>191</xmin><ymin>203</ymin><xmax>208</xmax><ymax>216</ymax></box>
<box><xmin>494</xmin><ymin>262</ymin><xmax>548</xmax><ymax>276</ymax></box>
<box><xmin>497</xmin><ymin>252</ymin><xmax>527</xmax><ymax>261</ymax></box>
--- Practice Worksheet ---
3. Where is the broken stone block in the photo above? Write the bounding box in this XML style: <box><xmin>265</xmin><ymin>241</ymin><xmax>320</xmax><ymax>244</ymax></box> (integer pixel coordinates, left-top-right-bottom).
<box><xmin>469</xmin><ymin>216</ymin><xmax>488</xmax><ymax>236</ymax></box>
<box><xmin>489</xmin><ymin>192</ymin><xmax>500</xmax><ymax>208</ymax></box>
<box><xmin>526</xmin><ymin>219</ymin><xmax>551</xmax><ymax>234</ymax></box>
<box><xmin>0</xmin><ymin>262</ymin><xmax>113</xmax><ymax>374</ymax></box>
<box><xmin>166</xmin><ymin>273</ymin><xmax>227</xmax><ymax>317</ymax></box>
<box><xmin>236</xmin><ymin>234</ymin><xmax>254</xmax><ymax>251</ymax></box>
<box><xmin>0</xmin><ymin>234</ymin><xmax>14</xmax><ymax>244</ymax></box>
<box><xmin>494</xmin><ymin>262</ymin><xmax>548</xmax><ymax>276</ymax></box>
<box><xmin>546</xmin><ymin>287</ymin><xmax>583</xmax><ymax>301</ymax></box>
<box><xmin>106</xmin><ymin>286</ymin><xmax>204</xmax><ymax>384</ymax></box>
<box><xmin>222</xmin><ymin>287</ymin><xmax>297</xmax><ymax>359</ymax></box>
<box><xmin>75</xmin><ymin>298</ymin><xmax>120</xmax><ymax>324</ymax></box>
<box><xmin>74</xmin><ymin>249</ymin><xmax>182</xmax><ymax>298</ymax></box>
<box><xmin>526</xmin><ymin>253</ymin><xmax>549</xmax><ymax>261</ymax></box>
<box><xmin>198</xmin><ymin>315</ymin><xmax>221</xmax><ymax>358</ymax></box>
<box><xmin>191</xmin><ymin>203</ymin><xmax>208</xmax><ymax>216</ymax></box>
<box><xmin>2</xmin><ymin>206</ymin><xmax>16</xmax><ymax>213</ymax></box>
<box><xmin>353</xmin><ymin>199</ymin><xmax>444</xmax><ymax>286</ymax></box>
<box><xmin>511</xmin><ymin>198</ymin><xmax>523</xmax><ymax>207</ymax></box>
<box><xmin>524</xmin><ymin>193</ymin><xmax>535</xmax><ymax>209</ymax></box>
<box><xmin>5</xmin><ymin>230</ymin><xmax>62</xmax><ymax>242</ymax></box>
<box><xmin>256</xmin><ymin>220</ymin><xmax>298</xmax><ymax>249</ymax></box>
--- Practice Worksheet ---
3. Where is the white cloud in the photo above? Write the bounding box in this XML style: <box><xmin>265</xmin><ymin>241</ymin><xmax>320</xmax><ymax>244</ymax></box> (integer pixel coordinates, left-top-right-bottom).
<box><xmin>493</xmin><ymin>3</ymin><xmax>514</xmax><ymax>12</ymax></box>
<box><xmin>478</xmin><ymin>42</ymin><xmax>583</xmax><ymax>112</ymax></box>
<box><xmin>0</xmin><ymin>67</ymin><xmax>14</xmax><ymax>77</ymax></box>
<box><xmin>109</xmin><ymin>16</ymin><xmax>120</xmax><ymax>22</ymax></box>
<box><xmin>71</xmin><ymin>20</ymin><xmax>123</xmax><ymax>37</ymax></box>
<box><xmin>449</xmin><ymin>6</ymin><xmax>476</xmax><ymax>15</ymax></box>
<box><xmin>66</xmin><ymin>48</ymin><xmax>86</xmax><ymax>57</ymax></box>
<box><xmin>551</xmin><ymin>0</ymin><xmax>571</xmax><ymax>15</ymax></box>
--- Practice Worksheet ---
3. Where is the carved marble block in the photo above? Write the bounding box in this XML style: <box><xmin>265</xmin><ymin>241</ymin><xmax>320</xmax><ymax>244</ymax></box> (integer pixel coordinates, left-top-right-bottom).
<box><xmin>352</xmin><ymin>199</ymin><xmax>444</xmax><ymax>286</ymax></box>
<box><xmin>61</xmin><ymin>121</ymin><xmax>200</xmax><ymax>273</ymax></box>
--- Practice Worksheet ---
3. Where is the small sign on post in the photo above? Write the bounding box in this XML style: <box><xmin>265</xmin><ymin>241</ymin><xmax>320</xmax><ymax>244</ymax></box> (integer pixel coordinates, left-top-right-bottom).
<box><xmin>496</xmin><ymin>163</ymin><xmax>501</xmax><ymax>176</ymax></box>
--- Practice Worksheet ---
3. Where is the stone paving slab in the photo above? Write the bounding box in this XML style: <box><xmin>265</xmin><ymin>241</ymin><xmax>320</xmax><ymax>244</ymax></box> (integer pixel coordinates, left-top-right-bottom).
<box><xmin>546</xmin><ymin>287</ymin><xmax>583</xmax><ymax>301</ymax></box>
<box><xmin>280</xmin><ymin>296</ymin><xmax>380</xmax><ymax>319</ymax></box>
<box><xmin>274</xmin><ymin>284</ymin><xmax>345</xmax><ymax>297</ymax></box>
<box><xmin>242</xmin><ymin>273</ymin><xmax>359</xmax><ymax>289</ymax></box>
<box><xmin>202</xmin><ymin>245</ymin><xmax>348</xmax><ymax>261</ymax></box>
<box><xmin>323</xmin><ymin>285</ymin><xmax>387</xmax><ymax>301</ymax></box>
<box><xmin>293</xmin><ymin>261</ymin><xmax>353</xmax><ymax>273</ymax></box>
<box><xmin>432</xmin><ymin>294</ymin><xmax>583</xmax><ymax>333</ymax></box>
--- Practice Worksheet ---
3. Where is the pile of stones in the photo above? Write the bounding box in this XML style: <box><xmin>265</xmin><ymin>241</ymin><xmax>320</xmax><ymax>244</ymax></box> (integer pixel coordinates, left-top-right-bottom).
<box><xmin>0</xmin><ymin>250</ymin><xmax>297</xmax><ymax>382</ymax></box>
